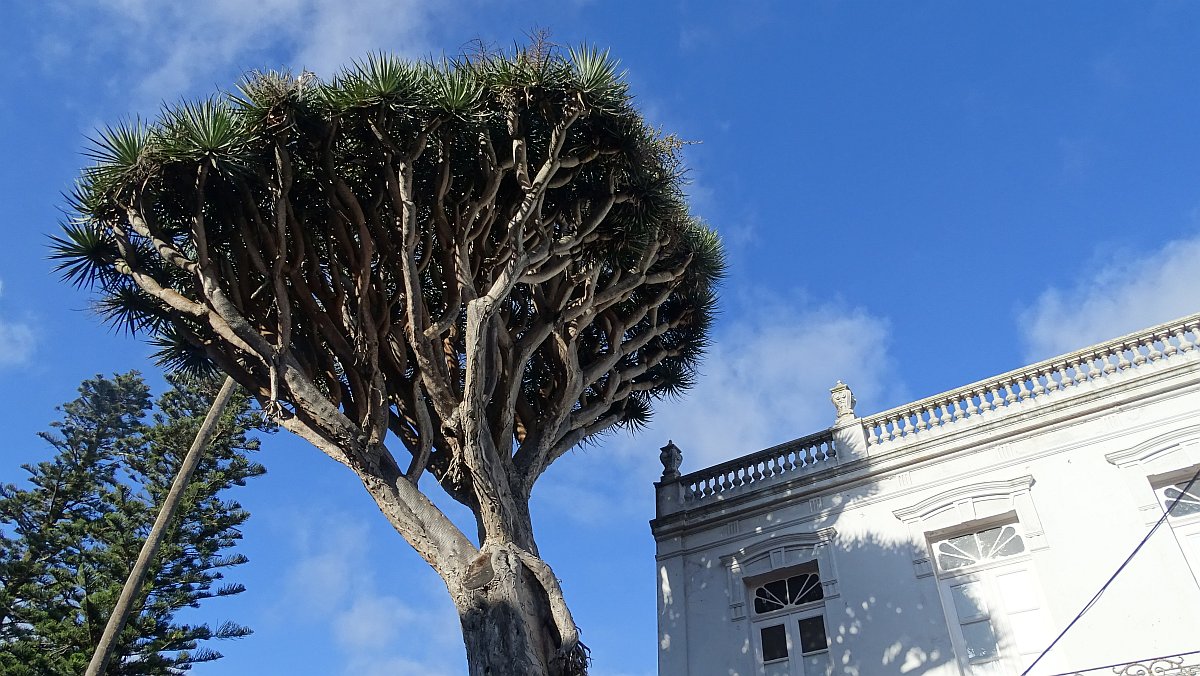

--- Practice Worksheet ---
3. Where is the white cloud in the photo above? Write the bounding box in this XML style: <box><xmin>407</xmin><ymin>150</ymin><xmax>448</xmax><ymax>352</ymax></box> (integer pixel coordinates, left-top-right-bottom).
<box><xmin>63</xmin><ymin>0</ymin><xmax>449</xmax><ymax>109</ymax></box>
<box><xmin>1018</xmin><ymin>233</ymin><xmax>1200</xmax><ymax>361</ymax></box>
<box><xmin>0</xmin><ymin>280</ymin><xmax>35</xmax><ymax>366</ymax></box>
<box><xmin>534</xmin><ymin>290</ymin><xmax>904</xmax><ymax>519</ymax></box>
<box><xmin>280</xmin><ymin>513</ymin><xmax>464</xmax><ymax>675</ymax></box>
<box><xmin>638</xmin><ymin>290</ymin><xmax>903</xmax><ymax>472</ymax></box>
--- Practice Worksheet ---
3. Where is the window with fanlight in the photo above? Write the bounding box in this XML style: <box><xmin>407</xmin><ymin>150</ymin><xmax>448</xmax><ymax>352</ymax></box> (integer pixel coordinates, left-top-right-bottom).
<box><xmin>930</xmin><ymin>520</ymin><xmax>1052</xmax><ymax>676</ymax></box>
<box><xmin>932</xmin><ymin>524</ymin><xmax>1026</xmax><ymax>572</ymax></box>
<box><xmin>1155</xmin><ymin>473</ymin><xmax>1200</xmax><ymax>580</ymax></box>
<box><xmin>749</xmin><ymin>562</ymin><xmax>831</xmax><ymax>675</ymax></box>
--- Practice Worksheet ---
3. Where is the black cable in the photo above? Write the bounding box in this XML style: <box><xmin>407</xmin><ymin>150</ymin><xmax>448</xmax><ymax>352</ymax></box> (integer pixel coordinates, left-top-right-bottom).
<box><xmin>1021</xmin><ymin>465</ymin><xmax>1200</xmax><ymax>676</ymax></box>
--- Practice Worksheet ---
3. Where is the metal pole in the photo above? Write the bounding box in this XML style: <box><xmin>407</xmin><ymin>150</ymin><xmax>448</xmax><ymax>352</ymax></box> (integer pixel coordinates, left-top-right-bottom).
<box><xmin>85</xmin><ymin>376</ymin><xmax>237</xmax><ymax>676</ymax></box>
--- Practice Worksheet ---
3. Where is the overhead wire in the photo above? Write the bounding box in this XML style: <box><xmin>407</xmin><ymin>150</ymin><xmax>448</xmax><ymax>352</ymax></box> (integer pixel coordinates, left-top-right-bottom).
<box><xmin>1021</xmin><ymin>464</ymin><xmax>1200</xmax><ymax>676</ymax></box>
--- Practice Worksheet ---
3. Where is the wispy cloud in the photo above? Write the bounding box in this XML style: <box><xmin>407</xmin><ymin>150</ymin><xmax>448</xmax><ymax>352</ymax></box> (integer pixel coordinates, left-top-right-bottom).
<box><xmin>640</xmin><ymin>289</ymin><xmax>903</xmax><ymax>471</ymax></box>
<box><xmin>52</xmin><ymin>0</ymin><xmax>451</xmax><ymax>110</ymax></box>
<box><xmin>280</xmin><ymin>513</ymin><xmax>464</xmax><ymax>675</ymax></box>
<box><xmin>1018</xmin><ymin>232</ymin><xmax>1200</xmax><ymax>361</ymax></box>
<box><xmin>535</xmin><ymin>290</ymin><xmax>904</xmax><ymax>522</ymax></box>
<box><xmin>0</xmin><ymin>280</ymin><xmax>35</xmax><ymax>367</ymax></box>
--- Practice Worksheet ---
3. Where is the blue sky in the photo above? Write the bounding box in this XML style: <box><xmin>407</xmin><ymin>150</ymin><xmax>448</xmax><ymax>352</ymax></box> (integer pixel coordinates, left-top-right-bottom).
<box><xmin>3</xmin><ymin>2</ymin><xmax>1200</xmax><ymax>674</ymax></box>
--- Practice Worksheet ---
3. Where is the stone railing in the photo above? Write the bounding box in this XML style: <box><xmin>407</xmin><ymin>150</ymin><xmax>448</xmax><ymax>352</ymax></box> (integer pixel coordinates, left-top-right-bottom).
<box><xmin>861</xmin><ymin>312</ymin><xmax>1200</xmax><ymax>452</ymax></box>
<box><xmin>1053</xmin><ymin>650</ymin><xmax>1200</xmax><ymax>675</ymax></box>
<box><xmin>669</xmin><ymin>429</ymin><xmax>837</xmax><ymax>507</ymax></box>
<box><xmin>655</xmin><ymin>312</ymin><xmax>1200</xmax><ymax>518</ymax></box>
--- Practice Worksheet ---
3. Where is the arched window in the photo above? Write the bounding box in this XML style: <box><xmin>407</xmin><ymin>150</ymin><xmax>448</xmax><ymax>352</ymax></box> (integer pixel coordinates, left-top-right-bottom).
<box><xmin>932</xmin><ymin>524</ymin><xmax>1026</xmax><ymax>572</ymax></box>
<box><xmin>748</xmin><ymin>562</ymin><xmax>830</xmax><ymax>675</ymax></box>
<box><xmin>752</xmin><ymin>570</ymin><xmax>823</xmax><ymax>614</ymax></box>
<box><xmin>1162</xmin><ymin>480</ymin><xmax>1200</xmax><ymax>518</ymax></box>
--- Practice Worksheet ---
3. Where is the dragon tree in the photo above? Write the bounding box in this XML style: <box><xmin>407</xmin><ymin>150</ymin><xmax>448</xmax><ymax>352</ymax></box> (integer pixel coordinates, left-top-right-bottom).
<box><xmin>54</xmin><ymin>42</ymin><xmax>722</xmax><ymax>675</ymax></box>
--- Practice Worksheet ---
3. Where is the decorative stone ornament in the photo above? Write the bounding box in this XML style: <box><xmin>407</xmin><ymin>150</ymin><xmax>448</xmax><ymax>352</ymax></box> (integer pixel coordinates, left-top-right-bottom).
<box><xmin>830</xmin><ymin>381</ymin><xmax>856</xmax><ymax>425</ymax></box>
<box><xmin>660</xmin><ymin>441</ymin><xmax>683</xmax><ymax>480</ymax></box>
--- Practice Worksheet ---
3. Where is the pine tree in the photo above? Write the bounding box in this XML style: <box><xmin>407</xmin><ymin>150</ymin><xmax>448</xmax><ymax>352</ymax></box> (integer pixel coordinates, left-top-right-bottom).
<box><xmin>0</xmin><ymin>372</ymin><xmax>268</xmax><ymax>674</ymax></box>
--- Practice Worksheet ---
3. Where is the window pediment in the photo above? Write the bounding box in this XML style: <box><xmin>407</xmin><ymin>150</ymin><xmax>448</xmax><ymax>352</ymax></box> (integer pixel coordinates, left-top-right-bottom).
<box><xmin>892</xmin><ymin>476</ymin><xmax>1035</xmax><ymax>524</ymax></box>
<box><xmin>721</xmin><ymin>529</ymin><xmax>839</xmax><ymax>621</ymax></box>
<box><xmin>1105</xmin><ymin>425</ymin><xmax>1200</xmax><ymax>470</ymax></box>
<box><xmin>892</xmin><ymin>475</ymin><xmax>1044</xmax><ymax>577</ymax></box>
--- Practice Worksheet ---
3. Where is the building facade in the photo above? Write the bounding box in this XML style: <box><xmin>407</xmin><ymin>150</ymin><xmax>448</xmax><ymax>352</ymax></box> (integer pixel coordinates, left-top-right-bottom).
<box><xmin>651</xmin><ymin>313</ymin><xmax>1200</xmax><ymax>675</ymax></box>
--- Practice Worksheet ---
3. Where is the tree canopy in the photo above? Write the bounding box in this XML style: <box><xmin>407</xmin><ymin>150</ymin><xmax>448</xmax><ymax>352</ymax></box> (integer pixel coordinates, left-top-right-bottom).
<box><xmin>54</xmin><ymin>41</ymin><xmax>722</xmax><ymax>674</ymax></box>
<box><xmin>0</xmin><ymin>373</ymin><xmax>267</xmax><ymax>674</ymax></box>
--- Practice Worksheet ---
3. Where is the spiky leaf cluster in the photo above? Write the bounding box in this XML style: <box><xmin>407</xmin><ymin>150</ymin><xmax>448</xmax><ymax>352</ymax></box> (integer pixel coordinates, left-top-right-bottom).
<box><xmin>54</xmin><ymin>43</ymin><xmax>722</xmax><ymax>510</ymax></box>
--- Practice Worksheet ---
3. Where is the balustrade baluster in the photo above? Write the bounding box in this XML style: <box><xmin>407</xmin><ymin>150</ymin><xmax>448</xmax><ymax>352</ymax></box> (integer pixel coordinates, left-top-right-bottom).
<box><xmin>1114</xmin><ymin>345</ymin><xmax>1131</xmax><ymax>371</ymax></box>
<box><xmin>951</xmin><ymin>397</ymin><xmax>966</xmax><ymax>421</ymax></box>
<box><xmin>1071</xmin><ymin>359</ymin><xmax>1088</xmax><ymax>384</ymax></box>
<box><xmin>1182</xmin><ymin>321</ymin><xmax>1199</xmax><ymax>352</ymax></box>
<box><xmin>1147</xmin><ymin>334</ymin><xmax>1164</xmax><ymax>361</ymax></box>
<box><xmin>1053</xmin><ymin>362</ymin><xmax>1071</xmax><ymax>389</ymax></box>
<box><xmin>984</xmin><ymin>385</ymin><xmax>1001</xmax><ymax>411</ymax></box>
<box><xmin>1044</xmin><ymin>365</ymin><xmax>1060</xmax><ymax>392</ymax></box>
<box><xmin>780</xmin><ymin>448</ymin><xmax>794</xmax><ymax>472</ymax></box>
<box><xmin>915</xmin><ymin>406</ymin><xmax>929</xmax><ymax>432</ymax></box>
<box><xmin>1100</xmin><ymin>349</ymin><xmax>1117</xmax><ymax>375</ymax></box>
<box><xmin>936</xmin><ymin>401</ymin><xmax>951</xmax><ymax>425</ymax></box>
<box><xmin>1001</xmin><ymin>381</ymin><xmax>1016</xmax><ymax>404</ymax></box>
<box><xmin>1165</xmin><ymin>329</ymin><xmax>1180</xmax><ymax>357</ymax></box>
<box><xmin>900</xmin><ymin>413</ymin><xmax>915</xmax><ymax>437</ymax></box>
<box><xmin>1015</xmin><ymin>377</ymin><xmax>1030</xmax><ymax>401</ymax></box>
<box><xmin>1030</xmin><ymin>370</ymin><xmax>1046</xmax><ymax>397</ymax></box>
<box><xmin>1172</xmin><ymin>325</ymin><xmax>1191</xmax><ymax>353</ymax></box>
<box><xmin>1087</xmin><ymin>354</ymin><xmax>1103</xmax><ymax>380</ymax></box>
<box><xmin>964</xmin><ymin>390</ymin><xmax>981</xmax><ymax>416</ymax></box>
<box><xmin>1132</xmin><ymin>341</ymin><xmax>1148</xmax><ymax>366</ymax></box>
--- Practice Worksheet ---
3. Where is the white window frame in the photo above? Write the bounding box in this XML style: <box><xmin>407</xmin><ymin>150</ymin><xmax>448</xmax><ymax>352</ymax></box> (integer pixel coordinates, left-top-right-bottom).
<box><xmin>893</xmin><ymin>475</ymin><xmax>1048</xmax><ymax>578</ymax></box>
<box><xmin>1106</xmin><ymin>425</ymin><xmax>1200</xmax><ymax>578</ymax></box>
<box><xmin>720</xmin><ymin>529</ymin><xmax>839</xmax><ymax>620</ymax></box>
<box><xmin>1149</xmin><ymin>465</ymin><xmax>1200</xmax><ymax>584</ymax></box>
<box><xmin>928</xmin><ymin>516</ymin><xmax>1047</xmax><ymax>674</ymax></box>
<box><xmin>894</xmin><ymin>476</ymin><xmax>1057</xmax><ymax>674</ymax></box>
<box><xmin>746</xmin><ymin>563</ymin><xmax>832</xmax><ymax>676</ymax></box>
<box><xmin>723</xmin><ymin>530</ymin><xmax>839</xmax><ymax>676</ymax></box>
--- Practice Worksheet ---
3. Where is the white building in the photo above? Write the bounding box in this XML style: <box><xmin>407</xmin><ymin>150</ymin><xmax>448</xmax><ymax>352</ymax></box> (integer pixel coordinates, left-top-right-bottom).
<box><xmin>651</xmin><ymin>313</ymin><xmax>1200</xmax><ymax>675</ymax></box>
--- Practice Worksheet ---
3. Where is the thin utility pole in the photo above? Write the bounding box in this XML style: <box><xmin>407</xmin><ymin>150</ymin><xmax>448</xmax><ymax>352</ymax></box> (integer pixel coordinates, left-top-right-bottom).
<box><xmin>85</xmin><ymin>376</ymin><xmax>237</xmax><ymax>676</ymax></box>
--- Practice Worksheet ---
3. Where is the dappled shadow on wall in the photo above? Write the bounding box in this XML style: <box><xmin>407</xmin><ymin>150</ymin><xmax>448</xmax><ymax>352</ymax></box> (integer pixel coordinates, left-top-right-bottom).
<box><xmin>825</xmin><ymin>530</ymin><xmax>955</xmax><ymax>676</ymax></box>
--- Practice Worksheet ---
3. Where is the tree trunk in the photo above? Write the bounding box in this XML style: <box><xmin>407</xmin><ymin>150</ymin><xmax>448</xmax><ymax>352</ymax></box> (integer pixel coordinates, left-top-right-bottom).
<box><xmin>457</xmin><ymin>545</ymin><xmax>580</xmax><ymax>676</ymax></box>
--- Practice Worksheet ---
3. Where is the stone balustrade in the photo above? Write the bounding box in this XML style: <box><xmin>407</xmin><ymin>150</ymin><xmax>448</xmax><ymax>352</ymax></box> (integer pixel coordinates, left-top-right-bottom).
<box><xmin>655</xmin><ymin>312</ymin><xmax>1200</xmax><ymax>518</ymax></box>
<box><xmin>861</xmin><ymin>312</ymin><xmax>1200</xmax><ymax>451</ymax></box>
<box><xmin>672</xmin><ymin>429</ymin><xmax>837</xmax><ymax>506</ymax></box>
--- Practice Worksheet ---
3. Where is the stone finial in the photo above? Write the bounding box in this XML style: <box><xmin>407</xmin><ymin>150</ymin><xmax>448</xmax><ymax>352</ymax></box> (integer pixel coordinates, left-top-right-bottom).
<box><xmin>659</xmin><ymin>440</ymin><xmax>683</xmax><ymax>480</ymax></box>
<box><xmin>830</xmin><ymin>380</ymin><xmax>856</xmax><ymax>425</ymax></box>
